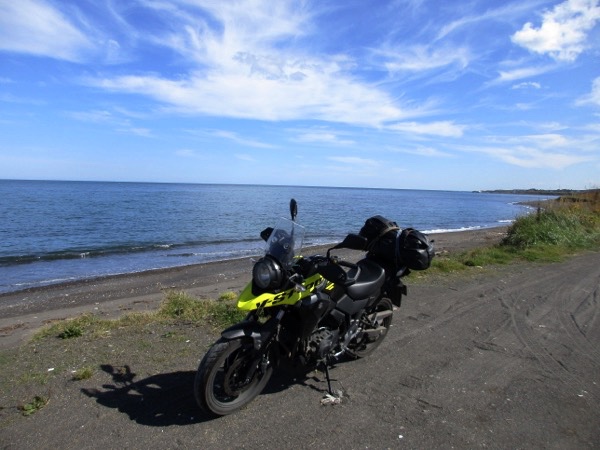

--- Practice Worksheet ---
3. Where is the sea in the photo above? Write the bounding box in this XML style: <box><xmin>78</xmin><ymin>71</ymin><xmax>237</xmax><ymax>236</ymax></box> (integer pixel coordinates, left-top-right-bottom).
<box><xmin>0</xmin><ymin>180</ymin><xmax>554</xmax><ymax>294</ymax></box>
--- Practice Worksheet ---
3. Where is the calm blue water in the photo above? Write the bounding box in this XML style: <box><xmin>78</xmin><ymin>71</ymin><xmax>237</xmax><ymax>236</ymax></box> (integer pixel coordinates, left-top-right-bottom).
<box><xmin>0</xmin><ymin>180</ymin><xmax>553</xmax><ymax>294</ymax></box>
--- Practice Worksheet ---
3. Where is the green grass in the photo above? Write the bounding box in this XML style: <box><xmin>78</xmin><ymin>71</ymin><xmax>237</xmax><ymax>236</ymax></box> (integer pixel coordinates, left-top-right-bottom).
<box><xmin>72</xmin><ymin>366</ymin><xmax>94</xmax><ymax>381</ymax></box>
<box><xmin>424</xmin><ymin>191</ymin><xmax>600</xmax><ymax>278</ymax></box>
<box><xmin>503</xmin><ymin>209</ymin><xmax>600</xmax><ymax>250</ymax></box>
<box><xmin>20</xmin><ymin>395</ymin><xmax>49</xmax><ymax>416</ymax></box>
<box><xmin>33</xmin><ymin>291</ymin><xmax>244</xmax><ymax>343</ymax></box>
<box><xmin>157</xmin><ymin>291</ymin><xmax>245</xmax><ymax>327</ymax></box>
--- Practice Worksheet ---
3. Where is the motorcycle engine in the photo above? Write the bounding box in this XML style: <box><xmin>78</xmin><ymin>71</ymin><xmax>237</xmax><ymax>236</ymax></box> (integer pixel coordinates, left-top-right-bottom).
<box><xmin>307</xmin><ymin>328</ymin><xmax>339</xmax><ymax>361</ymax></box>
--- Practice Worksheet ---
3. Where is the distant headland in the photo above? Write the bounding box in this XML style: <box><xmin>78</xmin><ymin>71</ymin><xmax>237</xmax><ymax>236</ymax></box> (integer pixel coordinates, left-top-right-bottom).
<box><xmin>475</xmin><ymin>189</ymin><xmax>589</xmax><ymax>196</ymax></box>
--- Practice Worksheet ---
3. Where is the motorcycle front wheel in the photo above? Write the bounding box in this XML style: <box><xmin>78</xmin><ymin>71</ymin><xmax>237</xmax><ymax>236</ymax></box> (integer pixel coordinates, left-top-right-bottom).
<box><xmin>194</xmin><ymin>338</ymin><xmax>273</xmax><ymax>416</ymax></box>
<box><xmin>346</xmin><ymin>297</ymin><xmax>393</xmax><ymax>358</ymax></box>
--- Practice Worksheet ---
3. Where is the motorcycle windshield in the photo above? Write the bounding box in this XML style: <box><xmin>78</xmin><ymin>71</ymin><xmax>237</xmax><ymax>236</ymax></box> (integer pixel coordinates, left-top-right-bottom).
<box><xmin>264</xmin><ymin>218</ymin><xmax>305</xmax><ymax>269</ymax></box>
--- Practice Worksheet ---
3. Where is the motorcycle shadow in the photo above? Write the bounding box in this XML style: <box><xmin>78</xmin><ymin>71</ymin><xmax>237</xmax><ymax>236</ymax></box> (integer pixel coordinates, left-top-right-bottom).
<box><xmin>81</xmin><ymin>364</ymin><xmax>211</xmax><ymax>425</ymax></box>
<box><xmin>82</xmin><ymin>358</ymin><xmax>353</xmax><ymax>425</ymax></box>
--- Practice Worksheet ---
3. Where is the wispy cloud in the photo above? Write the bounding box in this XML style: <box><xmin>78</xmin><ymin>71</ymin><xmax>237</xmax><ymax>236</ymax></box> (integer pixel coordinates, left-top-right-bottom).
<box><xmin>235</xmin><ymin>153</ymin><xmax>256</xmax><ymax>162</ymax></box>
<box><xmin>491</xmin><ymin>65</ymin><xmax>555</xmax><ymax>85</ymax></box>
<box><xmin>382</xmin><ymin>45</ymin><xmax>470</xmax><ymax>73</ymax></box>
<box><xmin>388</xmin><ymin>121</ymin><xmax>466</xmax><ymax>137</ymax></box>
<box><xmin>328</xmin><ymin>156</ymin><xmax>379</xmax><ymax>167</ymax></box>
<box><xmin>0</xmin><ymin>0</ymin><xmax>94</xmax><ymax>62</ymax></box>
<box><xmin>295</xmin><ymin>129</ymin><xmax>355</xmax><ymax>146</ymax></box>
<box><xmin>85</xmin><ymin>1</ymin><xmax>421</xmax><ymax>127</ymax></box>
<box><xmin>210</xmin><ymin>130</ymin><xmax>276</xmax><ymax>149</ymax></box>
<box><xmin>390</xmin><ymin>146</ymin><xmax>453</xmax><ymax>158</ymax></box>
<box><xmin>67</xmin><ymin>110</ymin><xmax>116</xmax><ymax>124</ymax></box>
<box><xmin>512</xmin><ymin>81</ymin><xmax>541</xmax><ymax>90</ymax></box>
<box><xmin>119</xmin><ymin>127</ymin><xmax>152</xmax><ymax>138</ymax></box>
<box><xmin>435</xmin><ymin>1</ymin><xmax>547</xmax><ymax>41</ymax></box>
<box><xmin>185</xmin><ymin>129</ymin><xmax>276</xmax><ymax>148</ymax></box>
<box><xmin>576</xmin><ymin>77</ymin><xmax>600</xmax><ymax>107</ymax></box>
<box><xmin>459</xmin><ymin>130</ymin><xmax>596</xmax><ymax>169</ymax></box>
<box><xmin>0</xmin><ymin>93</ymin><xmax>45</xmax><ymax>105</ymax></box>
<box><xmin>175</xmin><ymin>148</ymin><xmax>207</xmax><ymax>159</ymax></box>
<box><xmin>91</xmin><ymin>65</ymin><xmax>410</xmax><ymax>126</ymax></box>
<box><xmin>68</xmin><ymin>109</ymin><xmax>152</xmax><ymax>137</ymax></box>
<box><xmin>473</xmin><ymin>145</ymin><xmax>590</xmax><ymax>169</ymax></box>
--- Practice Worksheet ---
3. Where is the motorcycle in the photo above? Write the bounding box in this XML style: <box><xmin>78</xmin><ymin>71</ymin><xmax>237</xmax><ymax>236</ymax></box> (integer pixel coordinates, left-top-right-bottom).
<box><xmin>194</xmin><ymin>199</ymin><xmax>434</xmax><ymax>416</ymax></box>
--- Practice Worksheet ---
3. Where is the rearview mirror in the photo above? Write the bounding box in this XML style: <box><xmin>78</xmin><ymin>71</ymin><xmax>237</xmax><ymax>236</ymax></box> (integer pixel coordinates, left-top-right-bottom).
<box><xmin>290</xmin><ymin>198</ymin><xmax>298</xmax><ymax>221</ymax></box>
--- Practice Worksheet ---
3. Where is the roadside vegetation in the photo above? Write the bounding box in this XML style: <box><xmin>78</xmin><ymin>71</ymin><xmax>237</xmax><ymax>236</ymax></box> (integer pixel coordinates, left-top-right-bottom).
<box><xmin>428</xmin><ymin>190</ymin><xmax>600</xmax><ymax>275</ymax></box>
<box><xmin>33</xmin><ymin>290</ymin><xmax>244</xmax><ymax>344</ymax></box>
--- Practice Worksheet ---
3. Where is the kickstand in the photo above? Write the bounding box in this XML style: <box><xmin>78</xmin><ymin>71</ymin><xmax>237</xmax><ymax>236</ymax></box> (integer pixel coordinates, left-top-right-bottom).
<box><xmin>319</xmin><ymin>358</ymin><xmax>342</xmax><ymax>406</ymax></box>
<box><xmin>323</xmin><ymin>358</ymin><xmax>334</xmax><ymax>395</ymax></box>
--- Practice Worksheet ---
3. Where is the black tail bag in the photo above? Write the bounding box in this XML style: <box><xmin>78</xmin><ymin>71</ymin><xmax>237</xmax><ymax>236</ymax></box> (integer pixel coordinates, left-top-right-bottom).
<box><xmin>360</xmin><ymin>216</ymin><xmax>435</xmax><ymax>271</ymax></box>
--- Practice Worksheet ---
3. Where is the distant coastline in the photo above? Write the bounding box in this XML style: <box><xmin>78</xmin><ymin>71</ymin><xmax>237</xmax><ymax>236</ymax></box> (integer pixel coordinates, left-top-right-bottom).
<box><xmin>475</xmin><ymin>188</ymin><xmax>584</xmax><ymax>196</ymax></box>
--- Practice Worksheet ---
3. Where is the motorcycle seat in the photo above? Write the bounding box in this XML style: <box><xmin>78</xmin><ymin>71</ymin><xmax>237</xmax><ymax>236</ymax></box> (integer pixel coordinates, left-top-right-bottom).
<box><xmin>346</xmin><ymin>259</ymin><xmax>385</xmax><ymax>300</ymax></box>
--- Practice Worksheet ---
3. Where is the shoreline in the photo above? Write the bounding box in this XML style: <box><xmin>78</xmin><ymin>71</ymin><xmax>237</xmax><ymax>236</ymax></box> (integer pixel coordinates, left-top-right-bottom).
<box><xmin>0</xmin><ymin>226</ymin><xmax>508</xmax><ymax>349</ymax></box>
<box><xmin>0</xmin><ymin>224</ymin><xmax>510</xmax><ymax>297</ymax></box>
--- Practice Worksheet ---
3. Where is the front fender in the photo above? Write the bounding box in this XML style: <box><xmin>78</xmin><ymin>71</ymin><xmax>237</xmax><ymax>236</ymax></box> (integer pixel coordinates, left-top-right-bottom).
<box><xmin>221</xmin><ymin>321</ymin><xmax>272</xmax><ymax>350</ymax></box>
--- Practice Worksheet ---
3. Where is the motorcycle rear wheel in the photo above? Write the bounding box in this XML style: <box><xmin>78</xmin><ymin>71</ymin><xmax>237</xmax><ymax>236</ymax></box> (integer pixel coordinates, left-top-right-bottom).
<box><xmin>194</xmin><ymin>338</ymin><xmax>272</xmax><ymax>416</ymax></box>
<box><xmin>347</xmin><ymin>297</ymin><xmax>393</xmax><ymax>358</ymax></box>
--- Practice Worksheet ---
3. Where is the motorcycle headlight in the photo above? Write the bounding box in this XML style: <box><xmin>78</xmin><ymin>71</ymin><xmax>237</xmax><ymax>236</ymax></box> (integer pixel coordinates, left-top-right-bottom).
<box><xmin>253</xmin><ymin>257</ymin><xmax>284</xmax><ymax>290</ymax></box>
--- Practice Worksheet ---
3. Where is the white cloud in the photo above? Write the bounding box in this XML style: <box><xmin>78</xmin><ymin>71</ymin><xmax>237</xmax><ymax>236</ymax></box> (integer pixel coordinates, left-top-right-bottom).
<box><xmin>484</xmin><ymin>146</ymin><xmax>589</xmax><ymax>168</ymax></box>
<box><xmin>68</xmin><ymin>110</ymin><xmax>115</xmax><ymax>124</ymax></box>
<box><xmin>390</xmin><ymin>146</ymin><xmax>453</xmax><ymax>158</ymax></box>
<box><xmin>492</xmin><ymin>65</ymin><xmax>554</xmax><ymax>84</ymax></box>
<box><xmin>92</xmin><ymin>62</ymin><xmax>408</xmax><ymax>127</ymax></box>
<box><xmin>435</xmin><ymin>1</ymin><xmax>543</xmax><ymax>41</ymax></box>
<box><xmin>295</xmin><ymin>130</ymin><xmax>355</xmax><ymax>146</ymax></box>
<box><xmin>576</xmin><ymin>76</ymin><xmax>600</xmax><ymax>107</ymax></box>
<box><xmin>512</xmin><ymin>81</ymin><xmax>541</xmax><ymax>90</ymax></box>
<box><xmin>388</xmin><ymin>121</ymin><xmax>465</xmax><ymax>137</ymax></box>
<box><xmin>523</xmin><ymin>133</ymin><xmax>570</xmax><ymax>148</ymax></box>
<box><xmin>87</xmin><ymin>0</ymin><xmax>420</xmax><ymax>127</ymax></box>
<box><xmin>68</xmin><ymin>109</ymin><xmax>152</xmax><ymax>137</ymax></box>
<box><xmin>209</xmin><ymin>130</ymin><xmax>276</xmax><ymax>149</ymax></box>
<box><xmin>460</xmin><ymin>130</ymin><xmax>596</xmax><ymax>169</ymax></box>
<box><xmin>0</xmin><ymin>0</ymin><xmax>93</xmax><ymax>62</ymax></box>
<box><xmin>536</xmin><ymin>121</ymin><xmax>568</xmax><ymax>131</ymax></box>
<box><xmin>511</xmin><ymin>0</ymin><xmax>600</xmax><ymax>62</ymax></box>
<box><xmin>383</xmin><ymin>45</ymin><xmax>470</xmax><ymax>72</ymax></box>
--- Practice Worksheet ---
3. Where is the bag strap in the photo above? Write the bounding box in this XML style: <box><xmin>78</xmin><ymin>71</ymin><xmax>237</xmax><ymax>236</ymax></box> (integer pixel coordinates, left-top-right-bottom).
<box><xmin>367</xmin><ymin>223</ymin><xmax>400</xmax><ymax>250</ymax></box>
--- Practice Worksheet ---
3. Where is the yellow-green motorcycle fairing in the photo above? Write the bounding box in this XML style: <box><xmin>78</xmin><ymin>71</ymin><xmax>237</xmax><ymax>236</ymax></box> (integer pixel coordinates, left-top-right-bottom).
<box><xmin>237</xmin><ymin>273</ymin><xmax>333</xmax><ymax>311</ymax></box>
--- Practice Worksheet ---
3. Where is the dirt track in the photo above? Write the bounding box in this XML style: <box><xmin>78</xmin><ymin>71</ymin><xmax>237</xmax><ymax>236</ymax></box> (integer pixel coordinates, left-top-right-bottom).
<box><xmin>1</xmin><ymin>250</ymin><xmax>599</xmax><ymax>449</ymax></box>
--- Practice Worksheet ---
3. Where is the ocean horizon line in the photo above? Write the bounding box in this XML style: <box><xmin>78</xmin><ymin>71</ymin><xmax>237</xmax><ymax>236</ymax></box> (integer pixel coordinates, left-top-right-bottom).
<box><xmin>0</xmin><ymin>178</ymin><xmax>566</xmax><ymax>194</ymax></box>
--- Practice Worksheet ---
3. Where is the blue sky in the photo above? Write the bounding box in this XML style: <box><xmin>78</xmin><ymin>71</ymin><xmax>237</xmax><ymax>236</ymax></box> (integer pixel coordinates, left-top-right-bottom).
<box><xmin>1</xmin><ymin>0</ymin><xmax>599</xmax><ymax>190</ymax></box>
